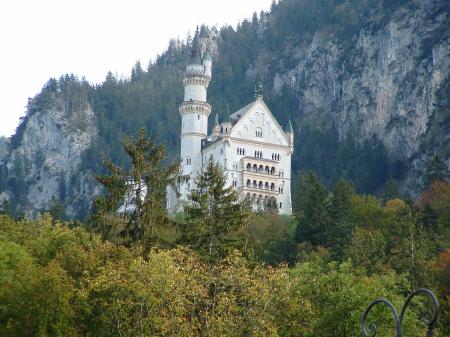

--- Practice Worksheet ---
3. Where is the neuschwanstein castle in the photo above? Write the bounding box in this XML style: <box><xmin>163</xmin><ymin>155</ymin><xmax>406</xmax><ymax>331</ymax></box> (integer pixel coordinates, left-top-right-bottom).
<box><xmin>168</xmin><ymin>30</ymin><xmax>294</xmax><ymax>214</ymax></box>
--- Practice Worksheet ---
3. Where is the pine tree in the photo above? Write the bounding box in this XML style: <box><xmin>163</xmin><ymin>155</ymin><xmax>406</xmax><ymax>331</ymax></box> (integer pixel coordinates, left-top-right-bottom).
<box><xmin>382</xmin><ymin>177</ymin><xmax>400</xmax><ymax>202</ymax></box>
<box><xmin>424</xmin><ymin>154</ymin><xmax>448</xmax><ymax>187</ymax></box>
<box><xmin>90</xmin><ymin>128</ymin><xmax>187</xmax><ymax>248</ymax></box>
<box><xmin>295</xmin><ymin>173</ymin><xmax>331</xmax><ymax>246</ymax></box>
<box><xmin>182</xmin><ymin>159</ymin><xmax>251</xmax><ymax>264</ymax></box>
<box><xmin>327</xmin><ymin>179</ymin><xmax>354</xmax><ymax>259</ymax></box>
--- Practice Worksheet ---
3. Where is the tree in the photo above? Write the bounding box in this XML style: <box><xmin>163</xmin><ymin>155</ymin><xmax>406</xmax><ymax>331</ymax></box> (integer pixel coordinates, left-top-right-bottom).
<box><xmin>295</xmin><ymin>173</ymin><xmax>330</xmax><ymax>246</ymax></box>
<box><xmin>182</xmin><ymin>159</ymin><xmax>250</xmax><ymax>264</ymax></box>
<box><xmin>424</xmin><ymin>154</ymin><xmax>448</xmax><ymax>187</ymax></box>
<box><xmin>46</xmin><ymin>196</ymin><xmax>65</xmax><ymax>223</ymax></box>
<box><xmin>90</xmin><ymin>128</ymin><xmax>186</xmax><ymax>249</ymax></box>
<box><xmin>382</xmin><ymin>177</ymin><xmax>400</xmax><ymax>202</ymax></box>
<box><xmin>243</xmin><ymin>212</ymin><xmax>297</xmax><ymax>265</ymax></box>
<box><xmin>327</xmin><ymin>179</ymin><xmax>355</xmax><ymax>259</ymax></box>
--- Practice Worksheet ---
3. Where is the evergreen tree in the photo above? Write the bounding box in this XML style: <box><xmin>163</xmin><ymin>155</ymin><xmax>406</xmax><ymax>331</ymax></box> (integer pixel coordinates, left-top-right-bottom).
<box><xmin>424</xmin><ymin>154</ymin><xmax>448</xmax><ymax>187</ymax></box>
<box><xmin>295</xmin><ymin>173</ymin><xmax>331</xmax><ymax>246</ymax></box>
<box><xmin>382</xmin><ymin>177</ymin><xmax>400</xmax><ymax>203</ymax></box>
<box><xmin>182</xmin><ymin>159</ymin><xmax>250</xmax><ymax>264</ymax></box>
<box><xmin>90</xmin><ymin>128</ymin><xmax>186</xmax><ymax>248</ymax></box>
<box><xmin>47</xmin><ymin>196</ymin><xmax>65</xmax><ymax>223</ymax></box>
<box><xmin>327</xmin><ymin>179</ymin><xmax>355</xmax><ymax>259</ymax></box>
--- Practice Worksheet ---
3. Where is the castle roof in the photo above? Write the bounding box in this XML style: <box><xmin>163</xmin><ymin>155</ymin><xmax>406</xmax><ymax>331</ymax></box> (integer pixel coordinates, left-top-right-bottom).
<box><xmin>229</xmin><ymin>101</ymin><xmax>257</xmax><ymax>124</ymax></box>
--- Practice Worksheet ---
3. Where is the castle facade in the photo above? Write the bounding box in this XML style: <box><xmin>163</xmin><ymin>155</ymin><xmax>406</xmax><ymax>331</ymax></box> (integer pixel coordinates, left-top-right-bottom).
<box><xmin>169</xmin><ymin>31</ymin><xmax>294</xmax><ymax>214</ymax></box>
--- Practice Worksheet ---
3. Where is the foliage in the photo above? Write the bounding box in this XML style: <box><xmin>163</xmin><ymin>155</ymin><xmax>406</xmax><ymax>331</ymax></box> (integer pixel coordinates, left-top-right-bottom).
<box><xmin>2</xmin><ymin>213</ymin><xmax>439</xmax><ymax>336</ymax></box>
<box><xmin>424</xmin><ymin>154</ymin><xmax>449</xmax><ymax>188</ymax></box>
<box><xmin>182</xmin><ymin>159</ymin><xmax>250</xmax><ymax>264</ymax></box>
<box><xmin>89</xmin><ymin>128</ymin><xmax>186</xmax><ymax>249</ymax></box>
<box><xmin>295</xmin><ymin>172</ymin><xmax>331</xmax><ymax>246</ymax></box>
<box><xmin>243</xmin><ymin>212</ymin><xmax>297</xmax><ymax>266</ymax></box>
<box><xmin>290</xmin><ymin>254</ymin><xmax>425</xmax><ymax>337</ymax></box>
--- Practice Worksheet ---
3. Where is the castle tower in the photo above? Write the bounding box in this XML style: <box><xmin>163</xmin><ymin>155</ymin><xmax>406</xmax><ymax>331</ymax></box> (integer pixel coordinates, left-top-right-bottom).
<box><xmin>179</xmin><ymin>29</ymin><xmax>212</xmax><ymax>202</ymax></box>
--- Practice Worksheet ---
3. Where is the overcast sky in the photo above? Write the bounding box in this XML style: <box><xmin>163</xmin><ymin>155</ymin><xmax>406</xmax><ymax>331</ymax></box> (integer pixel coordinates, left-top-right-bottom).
<box><xmin>0</xmin><ymin>0</ymin><xmax>273</xmax><ymax>137</ymax></box>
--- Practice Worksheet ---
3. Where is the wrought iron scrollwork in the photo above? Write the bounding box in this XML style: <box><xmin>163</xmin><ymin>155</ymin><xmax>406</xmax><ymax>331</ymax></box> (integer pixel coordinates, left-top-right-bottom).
<box><xmin>361</xmin><ymin>288</ymin><xmax>439</xmax><ymax>337</ymax></box>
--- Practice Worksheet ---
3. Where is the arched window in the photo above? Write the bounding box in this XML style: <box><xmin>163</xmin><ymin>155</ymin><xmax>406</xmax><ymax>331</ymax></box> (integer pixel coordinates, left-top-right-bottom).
<box><xmin>259</xmin><ymin>165</ymin><xmax>264</xmax><ymax>172</ymax></box>
<box><xmin>271</xmin><ymin>167</ymin><xmax>275</xmax><ymax>175</ymax></box>
<box><xmin>253</xmin><ymin>164</ymin><xmax>258</xmax><ymax>172</ymax></box>
<box><xmin>264</xmin><ymin>182</ymin><xmax>269</xmax><ymax>190</ymax></box>
<box><xmin>258</xmin><ymin>194</ymin><xmax>263</xmax><ymax>205</ymax></box>
<box><xmin>271</xmin><ymin>183</ymin><xmax>275</xmax><ymax>190</ymax></box>
<box><xmin>258</xmin><ymin>181</ymin><xmax>263</xmax><ymax>189</ymax></box>
<box><xmin>246</xmin><ymin>179</ymin><xmax>251</xmax><ymax>187</ymax></box>
<box><xmin>265</xmin><ymin>166</ymin><xmax>269</xmax><ymax>174</ymax></box>
<box><xmin>255</xmin><ymin>128</ymin><xmax>263</xmax><ymax>138</ymax></box>
<box><xmin>246</xmin><ymin>163</ymin><xmax>251</xmax><ymax>171</ymax></box>
<box><xmin>253</xmin><ymin>180</ymin><xmax>257</xmax><ymax>188</ymax></box>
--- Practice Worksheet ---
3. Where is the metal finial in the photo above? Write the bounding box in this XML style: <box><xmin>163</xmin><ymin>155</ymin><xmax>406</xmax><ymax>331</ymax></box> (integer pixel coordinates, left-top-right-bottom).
<box><xmin>256</xmin><ymin>81</ymin><xmax>263</xmax><ymax>99</ymax></box>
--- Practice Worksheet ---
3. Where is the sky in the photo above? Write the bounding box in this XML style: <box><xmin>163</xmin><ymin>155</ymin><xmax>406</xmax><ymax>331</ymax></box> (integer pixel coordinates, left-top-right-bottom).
<box><xmin>0</xmin><ymin>0</ymin><xmax>273</xmax><ymax>137</ymax></box>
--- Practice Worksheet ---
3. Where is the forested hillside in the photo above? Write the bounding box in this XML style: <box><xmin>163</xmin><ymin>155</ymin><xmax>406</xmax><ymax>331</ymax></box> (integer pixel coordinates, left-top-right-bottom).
<box><xmin>0</xmin><ymin>0</ymin><xmax>449</xmax><ymax>218</ymax></box>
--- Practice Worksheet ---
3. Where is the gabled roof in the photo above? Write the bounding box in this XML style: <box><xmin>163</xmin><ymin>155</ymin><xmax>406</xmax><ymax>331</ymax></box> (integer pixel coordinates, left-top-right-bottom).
<box><xmin>230</xmin><ymin>101</ymin><xmax>257</xmax><ymax>122</ymax></box>
<box><xmin>229</xmin><ymin>98</ymin><xmax>290</xmax><ymax>145</ymax></box>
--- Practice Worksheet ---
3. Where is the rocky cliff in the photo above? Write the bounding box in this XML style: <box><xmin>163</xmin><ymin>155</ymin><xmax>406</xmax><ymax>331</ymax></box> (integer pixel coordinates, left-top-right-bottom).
<box><xmin>267</xmin><ymin>0</ymin><xmax>449</xmax><ymax>192</ymax></box>
<box><xmin>0</xmin><ymin>78</ymin><xmax>99</xmax><ymax>218</ymax></box>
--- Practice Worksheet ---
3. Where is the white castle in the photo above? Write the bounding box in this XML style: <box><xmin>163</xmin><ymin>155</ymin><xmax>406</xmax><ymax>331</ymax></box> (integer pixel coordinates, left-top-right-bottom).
<box><xmin>168</xmin><ymin>30</ymin><xmax>294</xmax><ymax>214</ymax></box>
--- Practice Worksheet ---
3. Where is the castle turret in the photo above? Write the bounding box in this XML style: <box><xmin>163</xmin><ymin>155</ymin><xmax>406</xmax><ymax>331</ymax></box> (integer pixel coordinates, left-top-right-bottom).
<box><xmin>179</xmin><ymin>28</ymin><xmax>212</xmax><ymax>202</ymax></box>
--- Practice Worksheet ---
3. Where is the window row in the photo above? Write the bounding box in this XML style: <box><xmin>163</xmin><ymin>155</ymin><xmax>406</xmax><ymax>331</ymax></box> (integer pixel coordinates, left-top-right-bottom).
<box><xmin>246</xmin><ymin>163</ymin><xmax>276</xmax><ymax>175</ymax></box>
<box><xmin>254</xmin><ymin>150</ymin><xmax>263</xmax><ymax>158</ymax></box>
<box><xmin>255</xmin><ymin>129</ymin><xmax>263</xmax><ymax>138</ymax></box>
<box><xmin>186</xmin><ymin>157</ymin><xmax>191</xmax><ymax>165</ymax></box>
<box><xmin>246</xmin><ymin>193</ymin><xmax>276</xmax><ymax>206</ymax></box>
<box><xmin>245</xmin><ymin>193</ymin><xmax>283</xmax><ymax>209</ymax></box>
<box><xmin>236</xmin><ymin>147</ymin><xmax>246</xmax><ymax>155</ymax></box>
<box><xmin>272</xmin><ymin>153</ymin><xmax>280</xmax><ymax>161</ymax></box>
<box><xmin>246</xmin><ymin>179</ymin><xmax>276</xmax><ymax>191</ymax></box>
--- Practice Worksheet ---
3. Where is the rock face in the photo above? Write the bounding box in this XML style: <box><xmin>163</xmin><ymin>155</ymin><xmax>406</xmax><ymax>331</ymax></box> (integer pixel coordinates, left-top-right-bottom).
<box><xmin>2</xmin><ymin>95</ymin><xmax>99</xmax><ymax>218</ymax></box>
<box><xmin>270</xmin><ymin>0</ymin><xmax>449</xmax><ymax>192</ymax></box>
<box><xmin>0</xmin><ymin>137</ymin><xmax>9</xmax><ymax>163</ymax></box>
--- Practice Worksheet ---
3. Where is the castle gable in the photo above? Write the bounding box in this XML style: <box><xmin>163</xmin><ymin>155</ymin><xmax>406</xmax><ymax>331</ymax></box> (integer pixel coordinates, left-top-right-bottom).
<box><xmin>230</xmin><ymin>99</ymin><xmax>289</xmax><ymax>146</ymax></box>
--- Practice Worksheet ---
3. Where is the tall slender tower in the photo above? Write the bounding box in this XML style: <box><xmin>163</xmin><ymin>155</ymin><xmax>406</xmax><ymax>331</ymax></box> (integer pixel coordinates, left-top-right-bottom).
<box><xmin>179</xmin><ymin>29</ymin><xmax>212</xmax><ymax>202</ymax></box>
